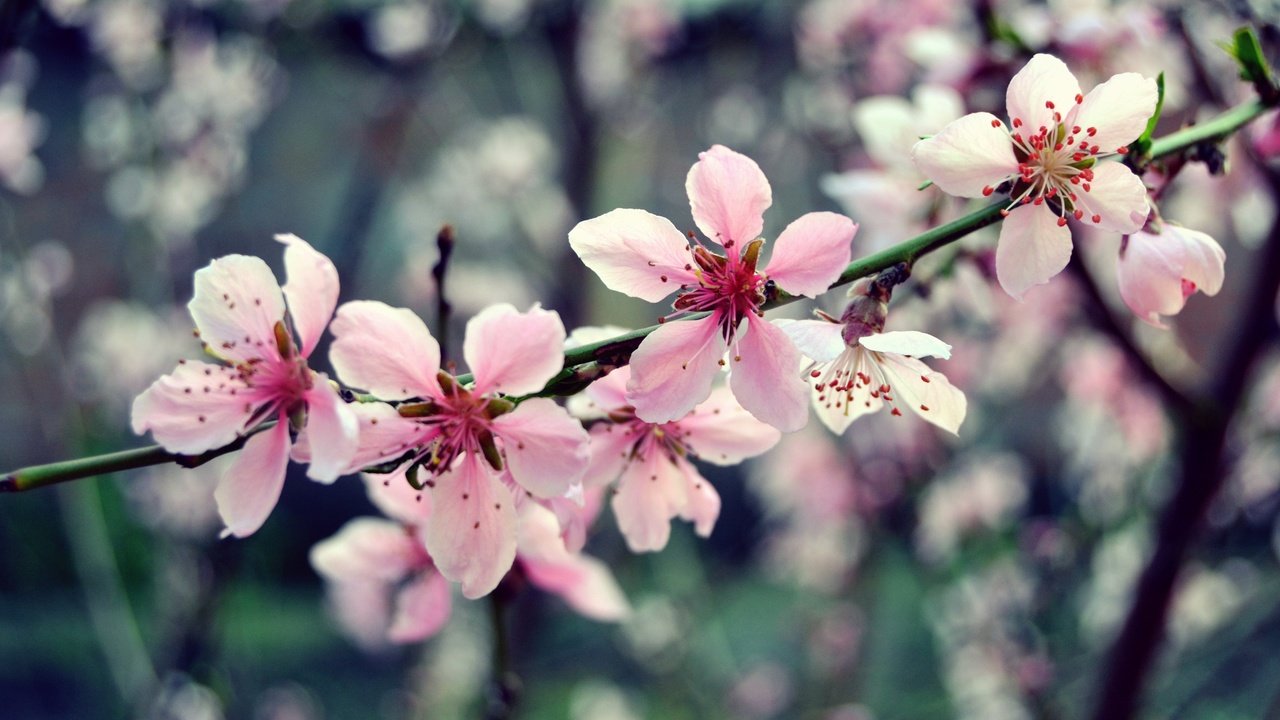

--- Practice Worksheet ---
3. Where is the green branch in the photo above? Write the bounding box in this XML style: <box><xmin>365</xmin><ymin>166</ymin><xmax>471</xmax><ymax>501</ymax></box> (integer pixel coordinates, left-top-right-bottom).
<box><xmin>2</xmin><ymin>93</ymin><xmax>1272</xmax><ymax>494</ymax></box>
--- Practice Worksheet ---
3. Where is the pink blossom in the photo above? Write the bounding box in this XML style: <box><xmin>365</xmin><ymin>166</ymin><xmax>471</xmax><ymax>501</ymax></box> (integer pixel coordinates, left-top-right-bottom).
<box><xmin>569</xmin><ymin>145</ymin><xmax>858</xmax><ymax>431</ymax></box>
<box><xmin>1116</xmin><ymin>222</ymin><xmax>1225</xmax><ymax>328</ymax></box>
<box><xmin>326</xmin><ymin>301</ymin><xmax>589</xmax><ymax>598</ymax></box>
<box><xmin>131</xmin><ymin>234</ymin><xmax>358</xmax><ymax>538</ymax></box>
<box><xmin>572</xmin><ymin>365</ymin><xmax>781</xmax><ymax>552</ymax></box>
<box><xmin>912</xmin><ymin>54</ymin><xmax>1157</xmax><ymax>298</ymax></box>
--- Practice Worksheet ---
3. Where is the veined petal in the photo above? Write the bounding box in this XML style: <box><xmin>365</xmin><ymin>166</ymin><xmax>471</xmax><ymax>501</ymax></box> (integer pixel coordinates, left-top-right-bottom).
<box><xmin>425</xmin><ymin>456</ymin><xmax>518</xmax><ymax>599</ymax></box>
<box><xmin>333</xmin><ymin>403</ymin><xmax>425</xmax><ymax>475</ymax></box>
<box><xmin>131</xmin><ymin>361</ymin><xmax>256</xmax><ymax>454</ymax></box>
<box><xmin>764</xmin><ymin>212</ymin><xmax>857</xmax><ymax>297</ymax></box>
<box><xmin>611</xmin><ymin>452</ymin><xmax>686</xmax><ymax>553</ymax></box>
<box><xmin>309</xmin><ymin>517</ymin><xmax>425</xmax><ymax>584</ymax></box>
<box><xmin>492</xmin><ymin>397</ymin><xmax>590</xmax><ymax>498</ymax></box>
<box><xmin>188</xmin><ymin>254</ymin><xmax>285</xmax><ymax>365</ymax></box>
<box><xmin>686</xmin><ymin>144</ymin><xmax>771</xmax><ymax>248</ymax></box>
<box><xmin>300</xmin><ymin>377</ymin><xmax>359</xmax><ymax>483</ymax></box>
<box><xmin>675</xmin><ymin>458</ymin><xmax>720</xmax><ymax>537</ymax></box>
<box><xmin>581</xmin><ymin>422</ymin><xmax>641</xmax><ymax>490</ymax></box>
<box><xmin>465</xmin><ymin>303</ymin><xmax>566</xmax><ymax>396</ymax></box>
<box><xmin>811</xmin><ymin>348</ymin><xmax>881</xmax><ymax>435</ymax></box>
<box><xmin>215</xmin><ymin>418</ymin><xmax>291</xmax><ymax>538</ymax></box>
<box><xmin>677</xmin><ymin>386</ymin><xmax>782</xmax><ymax>465</ymax></box>
<box><xmin>364</xmin><ymin>464</ymin><xmax>433</xmax><ymax>526</ymax></box>
<box><xmin>278</xmin><ymin>233</ymin><xmax>340</xmax><ymax>359</ymax></box>
<box><xmin>1072</xmin><ymin>162</ymin><xmax>1150</xmax><ymax>234</ymax></box>
<box><xmin>627</xmin><ymin>317</ymin><xmax>727</xmax><ymax>424</ymax></box>
<box><xmin>877</xmin><ymin>354</ymin><xmax>967</xmax><ymax>434</ymax></box>
<box><xmin>1070</xmin><ymin>73</ymin><xmax>1158</xmax><ymax>153</ymax></box>
<box><xmin>388</xmin><ymin>572</ymin><xmax>453</xmax><ymax>643</ymax></box>
<box><xmin>329</xmin><ymin>301</ymin><xmax>442</xmax><ymax>400</ymax></box>
<box><xmin>729</xmin><ymin>314</ymin><xmax>809</xmax><ymax>432</ymax></box>
<box><xmin>995</xmin><ymin>204</ymin><xmax>1073</xmax><ymax>299</ymax></box>
<box><xmin>858</xmin><ymin>330</ymin><xmax>952</xmax><ymax>359</ymax></box>
<box><xmin>911</xmin><ymin>112</ymin><xmax>1019</xmax><ymax>198</ymax></box>
<box><xmin>777</xmin><ymin>318</ymin><xmax>846</xmax><ymax>363</ymax></box>
<box><xmin>1006</xmin><ymin>54</ymin><xmax>1081</xmax><ymax>135</ymax></box>
<box><xmin>568</xmin><ymin>209</ymin><xmax>699</xmax><ymax>302</ymax></box>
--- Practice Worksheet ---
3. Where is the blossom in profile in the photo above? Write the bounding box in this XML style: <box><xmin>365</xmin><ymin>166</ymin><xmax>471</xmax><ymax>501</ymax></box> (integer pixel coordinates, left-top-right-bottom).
<box><xmin>569</xmin><ymin>144</ymin><xmax>858</xmax><ymax>432</ymax></box>
<box><xmin>327</xmin><ymin>301</ymin><xmax>589</xmax><ymax>598</ymax></box>
<box><xmin>132</xmin><ymin>234</ymin><xmax>358</xmax><ymax>538</ymax></box>
<box><xmin>1116</xmin><ymin>223</ymin><xmax>1225</xmax><ymax>328</ymax></box>
<box><xmin>912</xmin><ymin>54</ymin><xmax>1157</xmax><ymax>298</ymax></box>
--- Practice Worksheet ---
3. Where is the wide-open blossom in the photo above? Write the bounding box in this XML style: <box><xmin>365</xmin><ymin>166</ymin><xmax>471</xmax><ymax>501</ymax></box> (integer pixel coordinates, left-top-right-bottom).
<box><xmin>1116</xmin><ymin>222</ymin><xmax>1225</xmax><ymax>328</ymax></box>
<box><xmin>572</xmin><ymin>365</ymin><xmax>781</xmax><ymax>552</ymax></box>
<box><xmin>912</xmin><ymin>54</ymin><xmax>1157</xmax><ymax>298</ymax></box>
<box><xmin>326</xmin><ymin>301</ymin><xmax>589</xmax><ymax>598</ymax></box>
<box><xmin>132</xmin><ymin>234</ymin><xmax>358</xmax><ymax>538</ymax></box>
<box><xmin>569</xmin><ymin>144</ymin><xmax>858</xmax><ymax>432</ymax></box>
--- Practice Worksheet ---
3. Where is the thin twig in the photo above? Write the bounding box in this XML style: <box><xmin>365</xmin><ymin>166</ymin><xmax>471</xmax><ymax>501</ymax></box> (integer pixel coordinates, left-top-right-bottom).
<box><xmin>433</xmin><ymin>224</ymin><xmax>455</xmax><ymax>363</ymax></box>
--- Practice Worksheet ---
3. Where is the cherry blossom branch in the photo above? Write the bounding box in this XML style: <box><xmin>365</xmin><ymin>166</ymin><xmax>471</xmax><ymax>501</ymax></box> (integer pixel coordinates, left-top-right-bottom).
<box><xmin>433</xmin><ymin>224</ymin><xmax>456</xmax><ymax>361</ymax></box>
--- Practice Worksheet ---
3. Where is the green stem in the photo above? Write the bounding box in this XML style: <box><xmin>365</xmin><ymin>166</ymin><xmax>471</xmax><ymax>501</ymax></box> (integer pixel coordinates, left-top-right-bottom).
<box><xmin>3</xmin><ymin>94</ymin><xmax>1273</xmax><ymax>493</ymax></box>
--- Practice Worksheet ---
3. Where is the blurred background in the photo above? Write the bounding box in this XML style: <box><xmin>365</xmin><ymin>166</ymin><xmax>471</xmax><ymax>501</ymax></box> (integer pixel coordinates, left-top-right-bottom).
<box><xmin>2</xmin><ymin>0</ymin><xmax>1280</xmax><ymax>718</ymax></box>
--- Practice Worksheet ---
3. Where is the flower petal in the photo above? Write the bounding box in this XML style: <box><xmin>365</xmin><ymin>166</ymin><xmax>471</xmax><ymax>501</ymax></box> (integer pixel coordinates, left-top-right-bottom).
<box><xmin>215</xmin><ymin>418</ymin><xmax>291</xmax><ymax>538</ymax></box>
<box><xmin>1117</xmin><ymin>225</ymin><xmax>1226</xmax><ymax>327</ymax></box>
<box><xmin>278</xmin><ymin>233</ymin><xmax>340</xmax><ymax>359</ymax></box>
<box><xmin>777</xmin><ymin>319</ymin><xmax>846</xmax><ymax>363</ymax></box>
<box><xmin>611</xmin><ymin>452</ymin><xmax>686</xmax><ymax>553</ymax></box>
<box><xmin>364</xmin><ymin>464</ymin><xmax>434</xmax><ymax>526</ymax></box>
<box><xmin>729</xmin><ymin>314</ymin><xmax>809</xmax><ymax>432</ymax></box>
<box><xmin>492</xmin><ymin>397</ymin><xmax>590</xmax><ymax>498</ymax></box>
<box><xmin>329</xmin><ymin>301</ymin><xmax>442</xmax><ymax>400</ymax></box>
<box><xmin>568</xmin><ymin>209</ymin><xmax>699</xmax><ymax>302</ymax></box>
<box><xmin>310</xmin><ymin>517</ymin><xmax>425</xmax><ymax>584</ymax></box>
<box><xmin>995</xmin><ymin>204</ymin><xmax>1073</xmax><ymax>299</ymax></box>
<box><xmin>425</xmin><ymin>457</ymin><xmax>518</xmax><ymax>599</ymax></box>
<box><xmin>300</xmin><ymin>377</ymin><xmax>360</xmax><ymax>483</ymax></box>
<box><xmin>811</xmin><ymin>349</ymin><xmax>880</xmax><ymax>435</ymax></box>
<box><xmin>131</xmin><ymin>361</ymin><xmax>256</xmax><ymax>454</ymax></box>
<box><xmin>581</xmin><ymin>422</ymin><xmax>642</xmax><ymax>489</ymax></box>
<box><xmin>517</xmin><ymin>501</ymin><xmax>630</xmax><ymax>621</ymax></box>
<box><xmin>686</xmin><ymin>144</ymin><xmax>771</xmax><ymax>247</ymax></box>
<box><xmin>764</xmin><ymin>212</ymin><xmax>857</xmax><ymax>297</ymax></box>
<box><xmin>583</xmin><ymin>366</ymin><xmax>632</xmax><ymax>414</ymax></box>
<box><xmin>464</xmin><ymin>303</ymin><xmax>566</xmax><ymax>396</ymax></box>
<box><xmin>627</xmin><ymin>317</ymin><xmax>727</xmax><ymax>424</ymax></box>
<box><xmin>675</xmin><ymin>458</ymin><xmax>720</xmax><ymax>537</ymax></box>
<box><xmin>188</xmin><ymin>254</ymin><xmax>285</xmax><ymax>365</ymax></box>
<box><xmin>878</xmin><ymin>354</ymin><xmax>967</xmax><ymax>434</ymax></box>
<box><xmin>1073</xmin><ymin>161</ymin><xmax>1150</xmax><ymax>234</ymax></box>
<box><xmin>1069</xmin><ymin>73</ymin><xmax>1158</xmax><ymax>153</ymax></box>
<box><xmin>677</xmin><ymin>386</ymin><xmax>782</xmax><ymax>465</ymax></box>
<box><xmin>911</xmin><ymin>112</ymin><xmax>1019</xmax><ymax>198</ymax></box>
<box><xmin>1005</xmin><ymin>54</ymin><xmax>1081</xmax><ymax>135</ymax></box>
<box><xmin>858</xmin><ymin>330</ymin><xmax>952</xmax><ymax>359</ymax></box>
<box><xmin>388</xmin><ymin>572</ymin><xmax>453</xmax><ymax>643</ymax></box>
<box><xmin>329</xmin><ymin>403</ymin><xmax>426</xmax><ymax>475</ymax></box>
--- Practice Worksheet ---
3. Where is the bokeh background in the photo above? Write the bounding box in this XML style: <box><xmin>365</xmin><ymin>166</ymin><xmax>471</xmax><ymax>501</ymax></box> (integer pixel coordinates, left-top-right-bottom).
<box><xmin>3</xmin><ymin>0</ymin><xmax>1280</xmax><ymax>718</ymax></box>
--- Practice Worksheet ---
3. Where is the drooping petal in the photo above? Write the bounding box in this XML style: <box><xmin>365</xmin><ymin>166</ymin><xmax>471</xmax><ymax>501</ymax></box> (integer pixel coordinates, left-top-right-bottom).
<box><xmin>388</xmin><ymin>572</ymin><xmax>453</xmax><ymax>643</ymax></box>
<box><xmin>777</xmin><ymin>318</ymin><xmax>846</xmax><ymax>363</ymax></box>
<box><xmin>1069</xmin><ymin>73</ymin><xmax>1159</xmax><ymax>153</ymax></box>
<box><xmin>858</xmin><ymin>330</ymin><xmax>952</xmax><ymax>359</ymax></box>
<box><xmin>685</xmin><ymin>144</ymin><xmax>771</xmax><ymax>247</ymax></box>
<box><xmin>425</xmin><ymin>456</ymin><xmax>518</xmax><ymax>599</ymax></box>
<box><xmin>568</xmin><ymin>209</ymin><xmax>699</xmax><ymax>302</ymax></box>
<box><xmin>517</xmin><ymin>501</ymin><xmax>630</xmax><ymax>621</ymax></box>
<box><xmin>300</xmin><ymin>377</ymin><xmax>359</xmax><ymax>483</ymax></box>
<box><xmin>729</xmin><ymin>314</ymin><xmax>809</xmax><ymax>432</ymax></box>
<box><xmin>675</xmin><ymin>458</ymin><xmax>720</xmax><ymax>537</ymax></box>
<box><xmin>910</xmin><ymin>112</ymin><xmax>1019</xmax><ymax>198</ymax></box>
<box><xmin>995</xmin><ymin>204</ymin><xmax>1073</xmax><ymax>299</ymax></box>
<box><xmin>580</xmin><ymin>422</ymin><xmax>642</xmax><ymax>489</ymax></box>
<box><xmin>278</xmin><ymin>233</ymin><xmax>340</xmax><ymax>359</ymax></box>
<box><xmin>1117</xmin><ymin>225</ymin><xmax>1226</xmax><ymax>327</ymax></box>
<box><xmin>627</xmin><ymin>317</ymin><xmax>727</xmax><ymax>424</ymax></box>
<box><xmin>677</xmin><ymin>386</ymin><xmax>782</xmax><ymax>465</ymax></box>
<box><xmin>1072</xmin><ymin>161</ymin><xmax>1150</xmax><ymax>234</ymax></box>
<box><xmin>309</xmin><ymin>517</ymin><xmax>426</xmax><ymax>584</ymax></box>
<box><xmin>492</xmin><ymin>397</ymin><xmax>590</xmax><ymax>498</ymax></box>
<box><xmin>611</xmin><ymin>452</ymin><xmax>687</xmax><ymax>553</ymax></box>
<box><xmin>465</xmin><ymin>303</ymin><xmax>566</xmax><ymax>397</ymax></box>
<box><xmin>764</xmin><ymin>212</ymin><xmax>858</xmax><ymax>297</ymax></box>
<box><xmin>364</xmin><ymin>464</ymin><xmax>433</xmax><ymax>526</ymax></box>
<box><xmin>131</xmin><ymin>361</ymin><xmax>257</xmax><ymax>454</ymax></box>
<box><xmin>215</xmin><ymin>418</ymin><xmax>291</xmax><ymax>538</ymax></box>
<box><xmin>1005</xmin><ymin>54</ymin><xmax>1081</xmax><ymax>134</ymax></box>
<box><xmin>329</xmin><ymin>301</ymin><xmax>442</xmax><ymax>400</ymax></box>
<box><xmin>877</xmin><ymin>354</ymin><xmax>967</xmax><ymax>434</ymax></box>
<box><xmin>188</xmin><ymin>254</ymin><xmax>286</xmax><ymax>365</ymax></box>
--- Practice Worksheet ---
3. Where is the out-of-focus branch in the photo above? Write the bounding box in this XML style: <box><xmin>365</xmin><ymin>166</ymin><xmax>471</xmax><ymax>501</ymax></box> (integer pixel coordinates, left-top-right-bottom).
<box><xmin>433</xmin><ymin>224</ymin><xmax>456</xmax><ymax>362</ymax></box>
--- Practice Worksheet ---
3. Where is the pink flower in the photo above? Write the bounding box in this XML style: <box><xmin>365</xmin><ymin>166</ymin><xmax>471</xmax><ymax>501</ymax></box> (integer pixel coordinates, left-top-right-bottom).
<box><xmin>131</xmin><ymin>234</ymin><xmax>358</xmax><ymax>538</ymax></box>
<box><xmin>912</xmin><ymin>54</ymin><xmax>1157</xmax><ymax>298</ymax></box>
<box><xmin>572</xmin><ymin>365</ymin><xmax>781</xmax><ymax>552</ymax></box>
<box><xmin>569</xmin><ymin>145</ymin><xmax>858</xmax><ymax>432</ymax></box>
<box><xmin>1117</xmin><ymin>223</ymin><xmax>1225</xmax><ymax>328</ymax></box>
<box><xmin>326</xmin><ymin>301</ymin><xmax>589</xmax><ymax>598</ymax></box>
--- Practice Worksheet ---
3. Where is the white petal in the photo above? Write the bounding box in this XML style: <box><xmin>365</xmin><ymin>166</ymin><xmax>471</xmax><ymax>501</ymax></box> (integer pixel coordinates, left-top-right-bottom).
<box><xmin>777</xmin><ymin>319</ymin><xmax>846</xmax><ymax>363</ymax></box>
<box><xmin>1069</xmin><ymin>73</ymin><xmax>1159</xmax><ymax>153</ymax></box>
<box><xmin>858</xmin><ymin>330</ymin><xmax>952</xmax><ymax>359</ymax></box>
<box><xmin>188</xmin><ymin>255</ymin><xmax>286</xmax><ymax>365</ymax></box>
<box><xmin>1005</xmin><ymin>53</ymin><xmax>1081</xmax><ymax>135</ymax></box>
<box><xmin>1073</xmin><ymin>161</ymin><xmax>1150</xmax><ymax>234</ymax></box>
<box><xmin>878</xmin><ymin>354</ymin><xmax>967</xmax><ymax>434</ymax></box>
<box><xmin>912</xmin><ymin>112</ymin><xmax>1020</xmax><ymax>198</ymax></box>
<box><xmin>995</xmin><ymin>204</ymin><xmax>1073</xmax><ymax>299</ymax></box>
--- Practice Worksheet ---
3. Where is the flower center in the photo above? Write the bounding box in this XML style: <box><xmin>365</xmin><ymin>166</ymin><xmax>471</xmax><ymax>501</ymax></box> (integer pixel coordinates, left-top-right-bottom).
<box><xmin>397</xmin><ymin>373</ymin><xmax>510</xmax><ymax>481</ymax></box>
<box><xmin>668</xmin><ymin>238</ymin><xmax>766</xmax><ymax>343</ymax></box>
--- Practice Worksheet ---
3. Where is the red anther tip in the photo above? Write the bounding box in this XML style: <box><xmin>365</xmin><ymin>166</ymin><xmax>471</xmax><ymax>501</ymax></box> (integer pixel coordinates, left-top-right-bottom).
<box><xmin>1045</xmin><ymin>100</ymin><xmax>1054</xmax><ymax>109</ymax></box>
<box><xmin>1057</xmin><ymin>217</ymin><xmax>1068</xmax><ymax>227</ymax></box>
<box><xmin>982</xmin><ymin>186</ymin><xmax>994</xmax><ymax>196</ymax></box>
<box><xmin>1091</xmin><ymin>214</ymin><xmax>1101</xmax><ymax>223</ymax></box>
<box><xmin>1075</xmin><ymin>94</ymin><xmax>1083</xmax><ymax>104</ymax></box>
<box><xmin>990</xmin><ymin>118</ymin><xmax>1000</xmax><ymax>128</ymax></box>
<box><xmin>1117</xmin><ymin>146</ymin><xmax>1129</xmax><ymax>154</ymax></box>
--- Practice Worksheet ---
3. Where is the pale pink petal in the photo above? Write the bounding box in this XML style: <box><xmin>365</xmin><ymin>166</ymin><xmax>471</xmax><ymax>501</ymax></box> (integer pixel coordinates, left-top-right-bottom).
<box><xmin>215</xmin><ymin>418</ymin><xmax>291</xmax><ymax>538</ymax></box>
<box><xmin>611</xmin><ymin>452</ymin><xmax>687</xmax><ymax>553</ymax></box>
<box><xmin>676</xmin><ymin>386</ymin><xmax>782</xmax><ymax>465</ymax></box>
<box><xmin>329</xmin><ymin>301</ymin><xmax>442</xmax><ymax>400</ymax></box>
<box><xmin>777</xmin><ymin>319</ymin><xmax>846</xmax><ymax>363</ymax></box>
<box><xmin>514</xmin><ymin>500</ymin><xmax>573</xmax><ymax>564</ymax></box>
<box><xmin>277</xmin><ymin>233</ymin><xmax>340</xmax><ymax>359</ymax></box>
<box><xmin>685</xmin><ymin>144</ymin><xmax>771</xmax><ymax>247</ymax></box>
<box><xmin>729</xmin><ymin>314</ymin><xmax>809</xmax><ymax>432</ymax></box>
<box><xmin>188</xmin><ymin>255</ymin><xmax>286</xmax><ymax>365</ymax></box>
<box><xmin>995</xmin><ymin>204</ymin><xmax>1073</xmax><ymax>299</ymax></box>
<box><xmin>303</xmin><ymin>402</ymin><xmax>424</xmax><ymax>475</ymax></box>
<box><xmin>309</xmin><ymin>517</ymin><xmax>426</xmax><ymax>583</ymax></box>
<box><xmin>1117</xmin><ymin>225</ymin><xmax>1226</xmax><ymax>327</ymax></box>
<box><xmin>131</xmin><ymin>361</ymin><xmax>256</xmax><ymax>454</ymax></box>
<box><xmin>388</xmin><ymin>572</ymin><xmax>453</xmax><ymax>643</ymax></box>
<box><xmin>858</xmin><ymin>331</ymin><xmax>952</xmax><ymax>359</ymax></box>
<box><xmin>1072</xmin><ymin>162</ymin><xmax>1150</xmax><ymax>234</ymax></box>
<box><xmin>763</xmin><ymin>212</ymin><xmax>857</xmax><ymax>297</ymax></box>
<box><xmin>675</xmin><ymin>458</ymin><xmax>720</xmax><ymax>537</ymax></box>
<box><xmin>325</xmin><ymin>581</ymin><xmax>394</xmax><ymax>651</ymax></box>
<box><xmin>1005</xmin><ymin>54</ymin><xmax>1081</xmax><ymax>135</ymax></box>
<box><xmin>364</xmin><ymin>465</ymin><xmax>433</xmax><ymax>526</ymax></box>
<box><xmin>910</xmin><ymin>112</ymin><xmax>1019</xmax><ymax>198</ymax></box>
<box><xmin>299</xmin><ymin>377</ymin><xmax>359</xmax><ymax>483</ymax></box>
<box><xmin>532</xmin><ymin>555</ymin><xmax>631</xmax><ymax>622</ymax></box>
<box><xmin>878</xmin><ymin>355</ymin><xmax>967</xmax><ymax>434</ymax></box>
<box><xmin>492</xmin><ymin>397</ymin><xmax>590</xmax><ymax>498</ymax></box>
<box><xmin>584</xmin><ymin>366</ymin><xmax>632</xmax><ymax>414</ymax></box>
<box><xmin>465</xmin><ymin>303</ymin><xmax>566</xmax><ymax>396</ymax></box>
<box><xmin>568</xmin><ymin>209</ymin><xmax>699</xmax><ymax>302</ymax></box>
<box><xmin>425</xmin><ymin>456</ymin><xmax>518</xmax><ymax>598</ymax></box>
<box><xmin>627</xmin><ymin>317</ymin><xmax>727</xmax><ymax>424</ymax></box>
<box><xmin>1069</xmin><ymin>73</ymin><xmax>1159</xmax><ymax>153</ymax></box>
<box><xmin>581</xmin><ymin>422</ymin><xmax>642</xmax><ymax>489</ymax></box>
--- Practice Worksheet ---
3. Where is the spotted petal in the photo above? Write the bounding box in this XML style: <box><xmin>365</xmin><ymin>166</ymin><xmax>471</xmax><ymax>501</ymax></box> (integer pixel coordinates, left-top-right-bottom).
<box><xmin>611</xmin><ymin>452</ymin><xmax>687</xmax><ymax>553</ymax></box>
<box><xmin>627</xmin><ymin>316</ymin><xmax>727</xmax><ymax>424</ymax></box>
<box><xmin>425</xmin><ymin>456</ymin><xmax>518</xmax><ymax>599</ymax></box>
<box><xmin>1069</xmin><ymin>73</ymin><xmax>1158</xmax><ymax>154</ymax></box>
<box><xmin>677</xmin><ymin>386</ymin><xmax>782</xmax><ymax>465</ymax></box>
<box><xmin>1072</xmin><ymin>161</ymin><xmax>1150</xmax><ymax>234</ymax></box>
<box><xmin>131</xmin><ymin>361</ymin><xmax>256</xmax><ymax>455</ymax></box>
<box><xmin>729</xmin><ymin>314</ymin><xmax>809</xmax><ymax>432</ymax></box>
<box><xmin>492</xmin><ymin>397</ymin><xmax>590</xmax><ymax>499</ymax></box>
<box><xmin>188</xmin><ymin>254</ymin><xmax>286</xmax><ymax>365</ymax></box>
